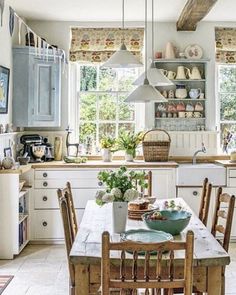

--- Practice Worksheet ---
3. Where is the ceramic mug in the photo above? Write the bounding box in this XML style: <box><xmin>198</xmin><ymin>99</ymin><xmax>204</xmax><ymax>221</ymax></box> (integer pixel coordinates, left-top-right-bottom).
<box><xmin>193</xmin><ymin>112</ymin><xmax>202</xmax><ymax>118</ymax></box>
<box><xmin>167</xmin><ymin>71</ymin><xmax>176</xmax><ymax>80</ymax></box>
<box><xmin>199</xmin><ymin>92</ymin><xmax>205</xmax><ymax>99</ymax></box>
<box><xmin>178</xmin><ymin>112</ymin><xmax>186</xmax><ymax>118</ymax></box>
<box><xmin>185</xmin><ymin>112</ymin><xmax>193</xmax><ymax>118</ymax></box>
<box><xmin>159</xmin><ymin>69</ymin><xmax>168</xmax><ymax>76</ymax></box>
<box><xmin>162</xmin><ymin>90</ymin><xmax>168</xmax><ymax>98</ymax></box>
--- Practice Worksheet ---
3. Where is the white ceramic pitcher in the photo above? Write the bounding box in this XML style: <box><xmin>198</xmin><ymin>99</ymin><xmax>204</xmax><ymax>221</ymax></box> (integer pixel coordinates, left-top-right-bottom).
<box><xmin>164</xmin><ymin>42</ymin><xmax>175</xmax><ymax>59</ymax></box>
<box><xmin>176</xmin><ymin>66</ymin><xmax>189</xmax><ymax>80</ymax></box>
<box><xmin>186</xmin><ymin>66</ymin><xmax>202</xmax><ymax>79</ymax></box>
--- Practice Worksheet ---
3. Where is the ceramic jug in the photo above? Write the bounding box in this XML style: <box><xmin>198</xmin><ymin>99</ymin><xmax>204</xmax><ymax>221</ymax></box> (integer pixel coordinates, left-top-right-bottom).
<box><xmin>176</xmin><ymin>66</ymin><xmax>189</xmax><ymax>80</ymax></box>
<box><xmin>189</xmin><ymin>88</ymin><xmax>201</xmax><ymax>99</ymax></box>
<box><xmin>175</xmin><ymin>84</ymin><xmax>187</xmax><ymax>99</ymax></box>
<box><xmin>186</xmin><ymin>66</ymin><xmax>202</xmax><ymax>80</ymax></box>
<box><xmin>167</xmin><ymin>71</ymin><xmax>176</xmax><ymax>79</ymax></box>
<box><xmin>164</xmin><ymin>42</ymin><xmax>175</xmax><ymax>59</ymax></box>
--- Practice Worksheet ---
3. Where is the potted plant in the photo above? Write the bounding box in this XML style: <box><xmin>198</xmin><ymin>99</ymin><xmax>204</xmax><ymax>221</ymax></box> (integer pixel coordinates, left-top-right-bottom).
<box><xmin>100</xmin><ymin>136</ymin><xmax>116</xmax><ymax>162</ymax></box>
<box><xmin>116</xmin><ymin>130</ymin><xmax>143</xmax><ymax>162</ymax></box>
<box><xmin>95</xmin><ymin>166</ymin><xmax>148</xmax><ymax>233</ymax></box>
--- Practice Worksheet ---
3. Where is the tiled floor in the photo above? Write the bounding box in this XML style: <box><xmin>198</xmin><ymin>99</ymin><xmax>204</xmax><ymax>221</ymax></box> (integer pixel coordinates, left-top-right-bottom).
<box><xmin>0</xmin><ymin>243</ymin><xmax>236</xmax><ymax>295</ymax></box>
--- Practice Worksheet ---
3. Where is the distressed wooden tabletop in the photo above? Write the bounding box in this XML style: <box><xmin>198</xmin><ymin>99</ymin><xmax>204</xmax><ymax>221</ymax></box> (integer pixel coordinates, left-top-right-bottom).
<box><xmin>70</xmin><ymin>198</ymin><xmax>230</xmax><ymax>267</ymax></box>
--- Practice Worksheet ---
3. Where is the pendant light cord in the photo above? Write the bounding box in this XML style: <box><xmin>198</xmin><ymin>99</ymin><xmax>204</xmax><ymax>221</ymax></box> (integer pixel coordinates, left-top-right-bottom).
<box><xmin>152</xmin><ymin>0</ymin><xmax>154</xmax><ymax>61</ymax></box>
<box><xmin>144</xmin><ymin>0</ymin><xmax>148</xmax><ymax>80</ymax></box>
<box><xmin>122</xmin><ymin>0</ymin><xmax>125</xmax><ymax>43</ymax></box>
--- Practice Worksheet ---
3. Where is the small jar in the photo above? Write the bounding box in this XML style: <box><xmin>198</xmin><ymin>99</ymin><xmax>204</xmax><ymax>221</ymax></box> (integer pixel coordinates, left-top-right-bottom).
<box><xmin>230</xmin><ymin>150</ymin><xmax>236</xmax><ymax>162</ymax></box>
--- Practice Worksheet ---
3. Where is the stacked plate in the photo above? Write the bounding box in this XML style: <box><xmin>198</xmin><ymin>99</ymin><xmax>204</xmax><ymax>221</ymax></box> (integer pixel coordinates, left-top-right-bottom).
<box><xmin>128</xmin><ymin>208</ymin><xmax>153</xmax><ymax>220</ymax></box>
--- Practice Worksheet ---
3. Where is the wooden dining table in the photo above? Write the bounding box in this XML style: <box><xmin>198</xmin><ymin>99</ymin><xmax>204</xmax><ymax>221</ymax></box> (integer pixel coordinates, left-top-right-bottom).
<box><xmin>70</xmin><ymin>198</ymin><xmax>230</xmax><ymax>295</ymax></box>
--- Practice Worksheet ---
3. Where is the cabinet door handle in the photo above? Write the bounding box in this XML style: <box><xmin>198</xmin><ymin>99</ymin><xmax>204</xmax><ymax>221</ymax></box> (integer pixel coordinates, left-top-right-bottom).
<box><xmin>42</xmin><ymin>221</ymin><xmax>48</xmax><ymax>227</ymax></box>
<box><xmin>43</xmin><ymin>172</ymin><xmax>48</xmax><ymax>178</ymax></box>
<box><xmin>43</xmin><ymin>196</ymin><xmax>48</xmax><ymax>201</ymax></box>
<box><xmin>193</xmin><ymin>191</ymin><xmax>198</xmax><ymax>196</ymax></box>
<box><xmin>98</xmin><ymin>181</ymin><xmax>103</xmax><ymax>187</ymax></box>
<box><xmin>43</xmin><ymin>181</ymin><xmax>48</xmax><ymax>187</ymax></box>
<box><xmin>52</xmin><ymin>87</ymin><xmax>56</xmax><ymax>91</ymax></box>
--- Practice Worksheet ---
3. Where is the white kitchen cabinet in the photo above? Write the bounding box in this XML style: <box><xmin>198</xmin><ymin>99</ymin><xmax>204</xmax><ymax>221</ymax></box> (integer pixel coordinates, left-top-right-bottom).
<box><xmin>151</xmin><ymin>169</ymin><xmax>176</xmax><ymax>199</ymax></box>
<box><xmin>177</xmin><ymin>187</ymin><xmax>216</xmax><ymax>230</ymax></box>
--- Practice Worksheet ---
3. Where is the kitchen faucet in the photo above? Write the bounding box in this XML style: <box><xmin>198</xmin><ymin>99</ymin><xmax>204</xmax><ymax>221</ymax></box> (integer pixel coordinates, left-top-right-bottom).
<box><xmin>192</xmin><ymin>143</ymin><xmax>206</xmax><ymax>165</ymax></box>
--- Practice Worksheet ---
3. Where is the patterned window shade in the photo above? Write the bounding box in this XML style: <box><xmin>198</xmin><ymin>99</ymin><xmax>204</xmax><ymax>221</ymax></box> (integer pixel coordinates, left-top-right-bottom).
<box><xmin>215</xmin><ymin>27</ymin><xmax>236</xmax><ymax>63</ymax></box>
<box><xmin>70</xmin><ymin>28</ymin><xmax>144</xmax><ymax>63</ymax></box>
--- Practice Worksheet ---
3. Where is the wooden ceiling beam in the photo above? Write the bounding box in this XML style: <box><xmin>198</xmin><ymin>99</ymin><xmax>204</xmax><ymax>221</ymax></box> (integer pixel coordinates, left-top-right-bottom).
<box><xmin>177</xmin><ymin>0</ymin><xmax>218</xmax><ymax>31</ymax></box>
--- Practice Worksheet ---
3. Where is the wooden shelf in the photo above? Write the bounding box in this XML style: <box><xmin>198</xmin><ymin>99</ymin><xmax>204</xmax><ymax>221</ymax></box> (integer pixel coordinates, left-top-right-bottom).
<box><xmin>19</xmin><ymin>214</ymin><xmax>29</xmax><ymax>224</ymax></box>
<box><xmin>154</xmin><ymin>58</ymin><xmax>210</xmax><ymax>63</ymax></box>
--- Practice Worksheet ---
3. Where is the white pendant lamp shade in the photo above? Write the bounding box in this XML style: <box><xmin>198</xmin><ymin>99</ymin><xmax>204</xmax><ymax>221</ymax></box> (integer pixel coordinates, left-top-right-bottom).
<box><xmin>102</xmin><ymin>0</ymin><xmax>142</xmax><ymax>68</ymax></box>
<box><xmin>102</xmin><ymin>43</ymin><xmax>143</xmax><ymax>68</ymax></box>
<box><xmin>125</xmin><ymin>78</ymin><xmax>168</xmax><ymax>103</ymax></box>
<box><xmin>133</xmin><ymin>64</ymin><xmax>174</xmax><ymax>86</ymax></box>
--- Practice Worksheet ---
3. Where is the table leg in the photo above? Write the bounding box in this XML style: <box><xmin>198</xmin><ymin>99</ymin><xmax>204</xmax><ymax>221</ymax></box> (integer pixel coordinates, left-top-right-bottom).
<box><xmin>207</xmin><ymin>266</ymin><xmax>222</xmax><ymax>295</ymax></box>
<box><xmin>74</xmin><ymin>264</ymin><xmax>90</xmax><ymax>295</ymax></box>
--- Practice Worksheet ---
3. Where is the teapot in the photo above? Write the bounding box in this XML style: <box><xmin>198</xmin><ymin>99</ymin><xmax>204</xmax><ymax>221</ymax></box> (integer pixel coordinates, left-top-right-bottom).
<box><xmin>186</xmin><ymin>66</ymin><xmax>202</xmax><ymax>80</ymax></box>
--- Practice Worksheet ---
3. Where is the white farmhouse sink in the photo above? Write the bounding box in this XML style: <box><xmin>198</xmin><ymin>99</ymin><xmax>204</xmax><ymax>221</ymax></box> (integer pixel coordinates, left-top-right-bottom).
<box><xmin>177</xmin><ymin>163</ymin><xmax>226</xmax><ymax>186</ymax></box>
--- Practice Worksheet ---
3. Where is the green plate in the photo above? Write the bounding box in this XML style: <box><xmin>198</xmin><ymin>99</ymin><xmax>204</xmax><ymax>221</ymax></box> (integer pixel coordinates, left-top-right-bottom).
<box><xmin>120</xmin><ymin>229</ymin><xmax>173</xmax><ymax>255</ymax></box>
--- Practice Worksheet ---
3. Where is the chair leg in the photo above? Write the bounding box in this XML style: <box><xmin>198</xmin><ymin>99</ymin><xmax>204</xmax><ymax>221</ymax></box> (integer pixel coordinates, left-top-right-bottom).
<box><xmin>221</xmin><ymin>267</ymin><xmax>225</xmax><ymax>295</ymax></box>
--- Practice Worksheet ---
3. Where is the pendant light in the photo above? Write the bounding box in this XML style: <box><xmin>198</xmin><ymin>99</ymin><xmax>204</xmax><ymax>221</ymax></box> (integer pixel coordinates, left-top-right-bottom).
<box><xmin>102</xmin><ymin>0</ymin><xmax>143</xmax><ymax>68</ymax></box>
<box><xmin>133</xmin><ymin>0</ymin><xmax>173</xmax><ymax>86</ymax></box>
<box><xmin>125</xmin><ymin>0</ymin><xmax>167</xmax><ymax>103</ymax></box>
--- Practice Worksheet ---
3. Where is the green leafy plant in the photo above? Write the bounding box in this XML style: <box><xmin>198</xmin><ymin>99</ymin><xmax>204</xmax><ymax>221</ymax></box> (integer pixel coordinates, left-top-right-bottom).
<box><xmin>116</xmin><ymin>131</ymin><xmax>143</xmax><ymax>157</ymax></box>
<box><xmin>100</xmin><ymin>136</ymin><xmax>116</xmax><ymax>150</ymax></box>
<box><xmin>95</xmin><ymin>166</ymin><xmax>148</xmax><ymax>205</ymax></box>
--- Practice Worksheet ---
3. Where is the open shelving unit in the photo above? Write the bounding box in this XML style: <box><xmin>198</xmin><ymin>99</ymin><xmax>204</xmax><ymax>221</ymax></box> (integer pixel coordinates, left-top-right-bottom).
<box><xmin>154</xmin><ymin>58</ymin><xmax>209</xmax><ymax>131</ymax></box>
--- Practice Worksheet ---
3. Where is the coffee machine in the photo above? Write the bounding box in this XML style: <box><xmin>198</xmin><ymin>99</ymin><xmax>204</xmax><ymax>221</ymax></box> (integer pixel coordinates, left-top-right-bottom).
<box><xmin>20</xmin><ymin>134</ymin><xmax>45</xmax><ymax>163</ymax></box>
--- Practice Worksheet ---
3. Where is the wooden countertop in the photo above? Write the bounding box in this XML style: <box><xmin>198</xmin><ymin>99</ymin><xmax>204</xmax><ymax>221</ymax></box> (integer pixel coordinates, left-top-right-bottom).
<box><xmin>0</xmin><ymin>164</ymin><xmax>32</xmax><ymax>175</ymax></box>
<box><xmin>31</xmin><ymin>160</ymin><xmax>179</xmax><ymax>169</ymax></box>
<box><xmin>215</xmin><ymin>160</ymin><xmax>236</xmax><ymax>167</ymax></box>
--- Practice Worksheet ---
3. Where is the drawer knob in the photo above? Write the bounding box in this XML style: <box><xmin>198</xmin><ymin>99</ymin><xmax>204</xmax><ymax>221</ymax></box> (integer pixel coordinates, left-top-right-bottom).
<box><xmin>42</xmin><ymin>221</ymin><xmax>48</xmax><ymax>227</ymax></box>
<box><xmin>193</xmin><ymin>191</ymin><xmax>198</xmax><ymax>196</ymax></box>
<box><xmin>98</xmin><ymin>181</ymin><xmax>103</xmax><ymax>187</ymax></box>
<box><xmin>43</xmin><ymin>173</ymin><xmax>48</xmax><ymax>178</ymax></box>
<box><xmin>43</xmin><ymin>181</ymin><xmax>48</xmax><ymax>187</ymax></box>
<box><xmin>43</xmin><ymin>196</ymin><xmax>48</xmax><ymax>201</ymax></box>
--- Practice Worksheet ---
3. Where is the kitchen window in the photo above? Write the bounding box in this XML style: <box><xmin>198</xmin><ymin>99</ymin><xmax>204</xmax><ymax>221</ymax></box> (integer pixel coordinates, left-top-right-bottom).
<box><xmin>218</xmin><ymin>64</ymin><xmax>236</xmax><ymax>152</ymax></box>
<box><xmin>75</xmin><ymin>63</ymin><xmax>142</xmax><ymax>149</ymax></box>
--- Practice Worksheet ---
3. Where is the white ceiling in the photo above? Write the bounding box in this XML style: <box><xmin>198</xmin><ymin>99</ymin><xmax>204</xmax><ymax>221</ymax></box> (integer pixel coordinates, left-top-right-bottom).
<box><xmin>7</xmin><ymin>0</ymin><xmax>236</xmax><ymax>22</ymax></box>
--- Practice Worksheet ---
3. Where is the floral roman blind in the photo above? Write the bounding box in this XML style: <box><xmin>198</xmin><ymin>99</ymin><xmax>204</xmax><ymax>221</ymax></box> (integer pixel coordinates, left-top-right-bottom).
<box><xmin>70</xmin><ymin>28</ymin><xmax>144</xmax><ymax>63</ymax></box>
<box><xmin>215</xmin><ymin>27</ymin><xmax>236</xmax><ymax>63</ymax></box>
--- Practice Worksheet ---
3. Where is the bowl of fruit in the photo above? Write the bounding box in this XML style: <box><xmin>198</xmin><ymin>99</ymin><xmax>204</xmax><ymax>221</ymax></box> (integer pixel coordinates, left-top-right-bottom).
<box><xmin>142</xmin><ymin>209</ymin><xmax>191</xmax><ymax>235</ymax></box>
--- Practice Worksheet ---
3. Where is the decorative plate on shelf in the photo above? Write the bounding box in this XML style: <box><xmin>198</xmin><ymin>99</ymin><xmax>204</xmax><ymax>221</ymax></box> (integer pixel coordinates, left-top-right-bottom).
<box><xmin>184</xmin><ymin>44</ymin><xmax>203</xmax><ymax>59</ymax></box>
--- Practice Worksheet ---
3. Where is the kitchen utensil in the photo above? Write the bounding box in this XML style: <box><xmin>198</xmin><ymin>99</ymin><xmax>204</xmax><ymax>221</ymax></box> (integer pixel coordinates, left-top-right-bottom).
<box><xmin>159</xmin><ymin>69</ymin><xmax>168</xmax><ymax>76</ymax></box>
<box><xmin>142</xmin><ymin>210</ymin><xmax>191</xmax><ymax>235</ymax></box>
<box><xmin>167</xmin><ymin>103</ymin><xmax>177</xmax><ymax>113</ymax></box>
<box><xmin>195</xmin><ymin>102</ymin><xmax>204</xmax><ymax>111</ymax></box>
<box><xmin>164</xmin><ymin>42</ymin><xmax>176</xmax><ymax>59</ymax></box>
<box><xmin>175</xmin><ymin>84</ymin><xmax>187</xmax><ymax>99</ymax></box>
<box><xmin>184</xmin><ymin>44</ymin><xmax>203</xmax><ymax>59</ymax></box>
<box><xmin>176</xmin><ymin>102</ymin><xmax>185</xmax><ymax>112</ymax></box>
<box><xmin>168</xmin><ymin>89</ymin><xmax>175</xmax><ymax>98</ymax></box>
<box><xmin>17</xmin><ymin>156</ymin><xmax>30</xmax><ymax>165</ymax></box>
<box><xmin>32</xmin><ymin>146</ymin><xmax>46</xmax><ymax>162</ymax></box>
<box><xmin>186</xmin><ymin>66</ymin><xmax>202</xmax><ymax>80</ymax></box>
<box><xmin>189</xmin><ymin>88</ymin><xmax>201</xmax><ymax>99</ymax></box>
<box><xmin>186</xmin><ymin>103</ymin><xmax>194</xmax><ymax>111</ymax></box>
<box><xmin>185</xmin><ymin>112</ymin><xmax>193</xmax><ymax>118</ymax></box>
<box><xmin>176</xmin><ymin>66</ymin><xmax>189</xmax><ymax>80</ymax></box>
<box><xmin>167</xmin><ymin>70</ymin><xmax>176</xmax><ymax>80</ymax></box>
<box><xmin>193</xmin><ymin>112</ymin><xmax>203</xmax><ymax>118</ymax></box>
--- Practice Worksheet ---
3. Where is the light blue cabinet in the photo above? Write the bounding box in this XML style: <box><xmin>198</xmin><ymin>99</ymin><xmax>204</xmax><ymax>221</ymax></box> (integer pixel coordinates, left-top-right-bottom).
<box><xmin>13</xmin><ymin>47</ymin><xmax>61</xmax><ymax>127</ymax></box>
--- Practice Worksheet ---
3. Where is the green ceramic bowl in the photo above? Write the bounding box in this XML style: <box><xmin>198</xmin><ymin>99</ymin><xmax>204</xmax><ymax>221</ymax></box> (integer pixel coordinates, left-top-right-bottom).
<box><xmin>142</xmin><ymin>210</ymin><xmax>192</xmax><ymax>236</ymax></box>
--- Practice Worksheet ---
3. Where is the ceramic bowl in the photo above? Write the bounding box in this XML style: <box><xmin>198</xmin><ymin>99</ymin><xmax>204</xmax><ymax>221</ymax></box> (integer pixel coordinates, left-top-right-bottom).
<box><xmin>145</xmin><ymin>196</ymin><xmax>157</xmax><ymax>204</ymax></box>
<box><xmin>17</xmin><ymin>156</ymin><xmax>30</xmax><ymax>165</ymax></box>
<box><xmin>142</xmin><ymin>210</ymin><xmax>192</xmax><ymax>236</ymax></box>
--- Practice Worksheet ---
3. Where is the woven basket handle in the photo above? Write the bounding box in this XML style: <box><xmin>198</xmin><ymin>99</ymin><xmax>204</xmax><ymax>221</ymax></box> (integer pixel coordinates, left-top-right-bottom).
<box><xmin>143</xmin><ymin>129</ymin><xmax>171</xmax><ymax>143</ymax></box>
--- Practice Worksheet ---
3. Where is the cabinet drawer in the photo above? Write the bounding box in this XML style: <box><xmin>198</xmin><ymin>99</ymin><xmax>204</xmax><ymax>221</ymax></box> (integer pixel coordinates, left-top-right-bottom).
<box><xmin>34</xmin><ymin>188</ymin><xmax>98</xmax><ymax>209</ymax></box>
<box><xmin>34</xmin><ymin>178</ymin><xmax>104</xmax><ymax>189</ymax></box>
<box><xmin>229</xmin><ymin>169</ymin><xmax>236</xmax><ymax>178</ymax></box>
<box><xmin>228</xmin><ymin>178</ymin><xmax>236</xmax><ymax>187</ymax></box>
<box><xmin>35</xmin><ymin>170</ymin><xmax>101</xmax><ymax>180</ymax></box>
<box><xmin>33</xmin><ymin>209</ymin><xmax>84</xmax><ymax>240</ymax></box>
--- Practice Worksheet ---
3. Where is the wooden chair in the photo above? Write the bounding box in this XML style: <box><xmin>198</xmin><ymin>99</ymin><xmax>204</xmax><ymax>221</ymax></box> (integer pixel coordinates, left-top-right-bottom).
<box><xmin>101</xmin><ymin>230</ymin><xmax>194</xmax><ymax>295</ymax></box>
<box><xmin>57</xmin><ymin>182</ymin><xmax>78</xmax><ymax>295</ymax></box>
<box><xmin>136</xmin><ymin>171</ymin><xmax>152</xmax><ymax>197</ymax></box>
<box><xmin>198</xmin><ymin>178</ymin><xmax>212</xmax><ymax>226</ymax></box>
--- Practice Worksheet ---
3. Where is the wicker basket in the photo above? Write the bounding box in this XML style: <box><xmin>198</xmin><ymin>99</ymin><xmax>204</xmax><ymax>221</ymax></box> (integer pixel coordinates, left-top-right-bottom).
<box><xmin>142</xmin><ymin>129</ymin><xmax>171</xmax><ymax>162</ymax></box>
